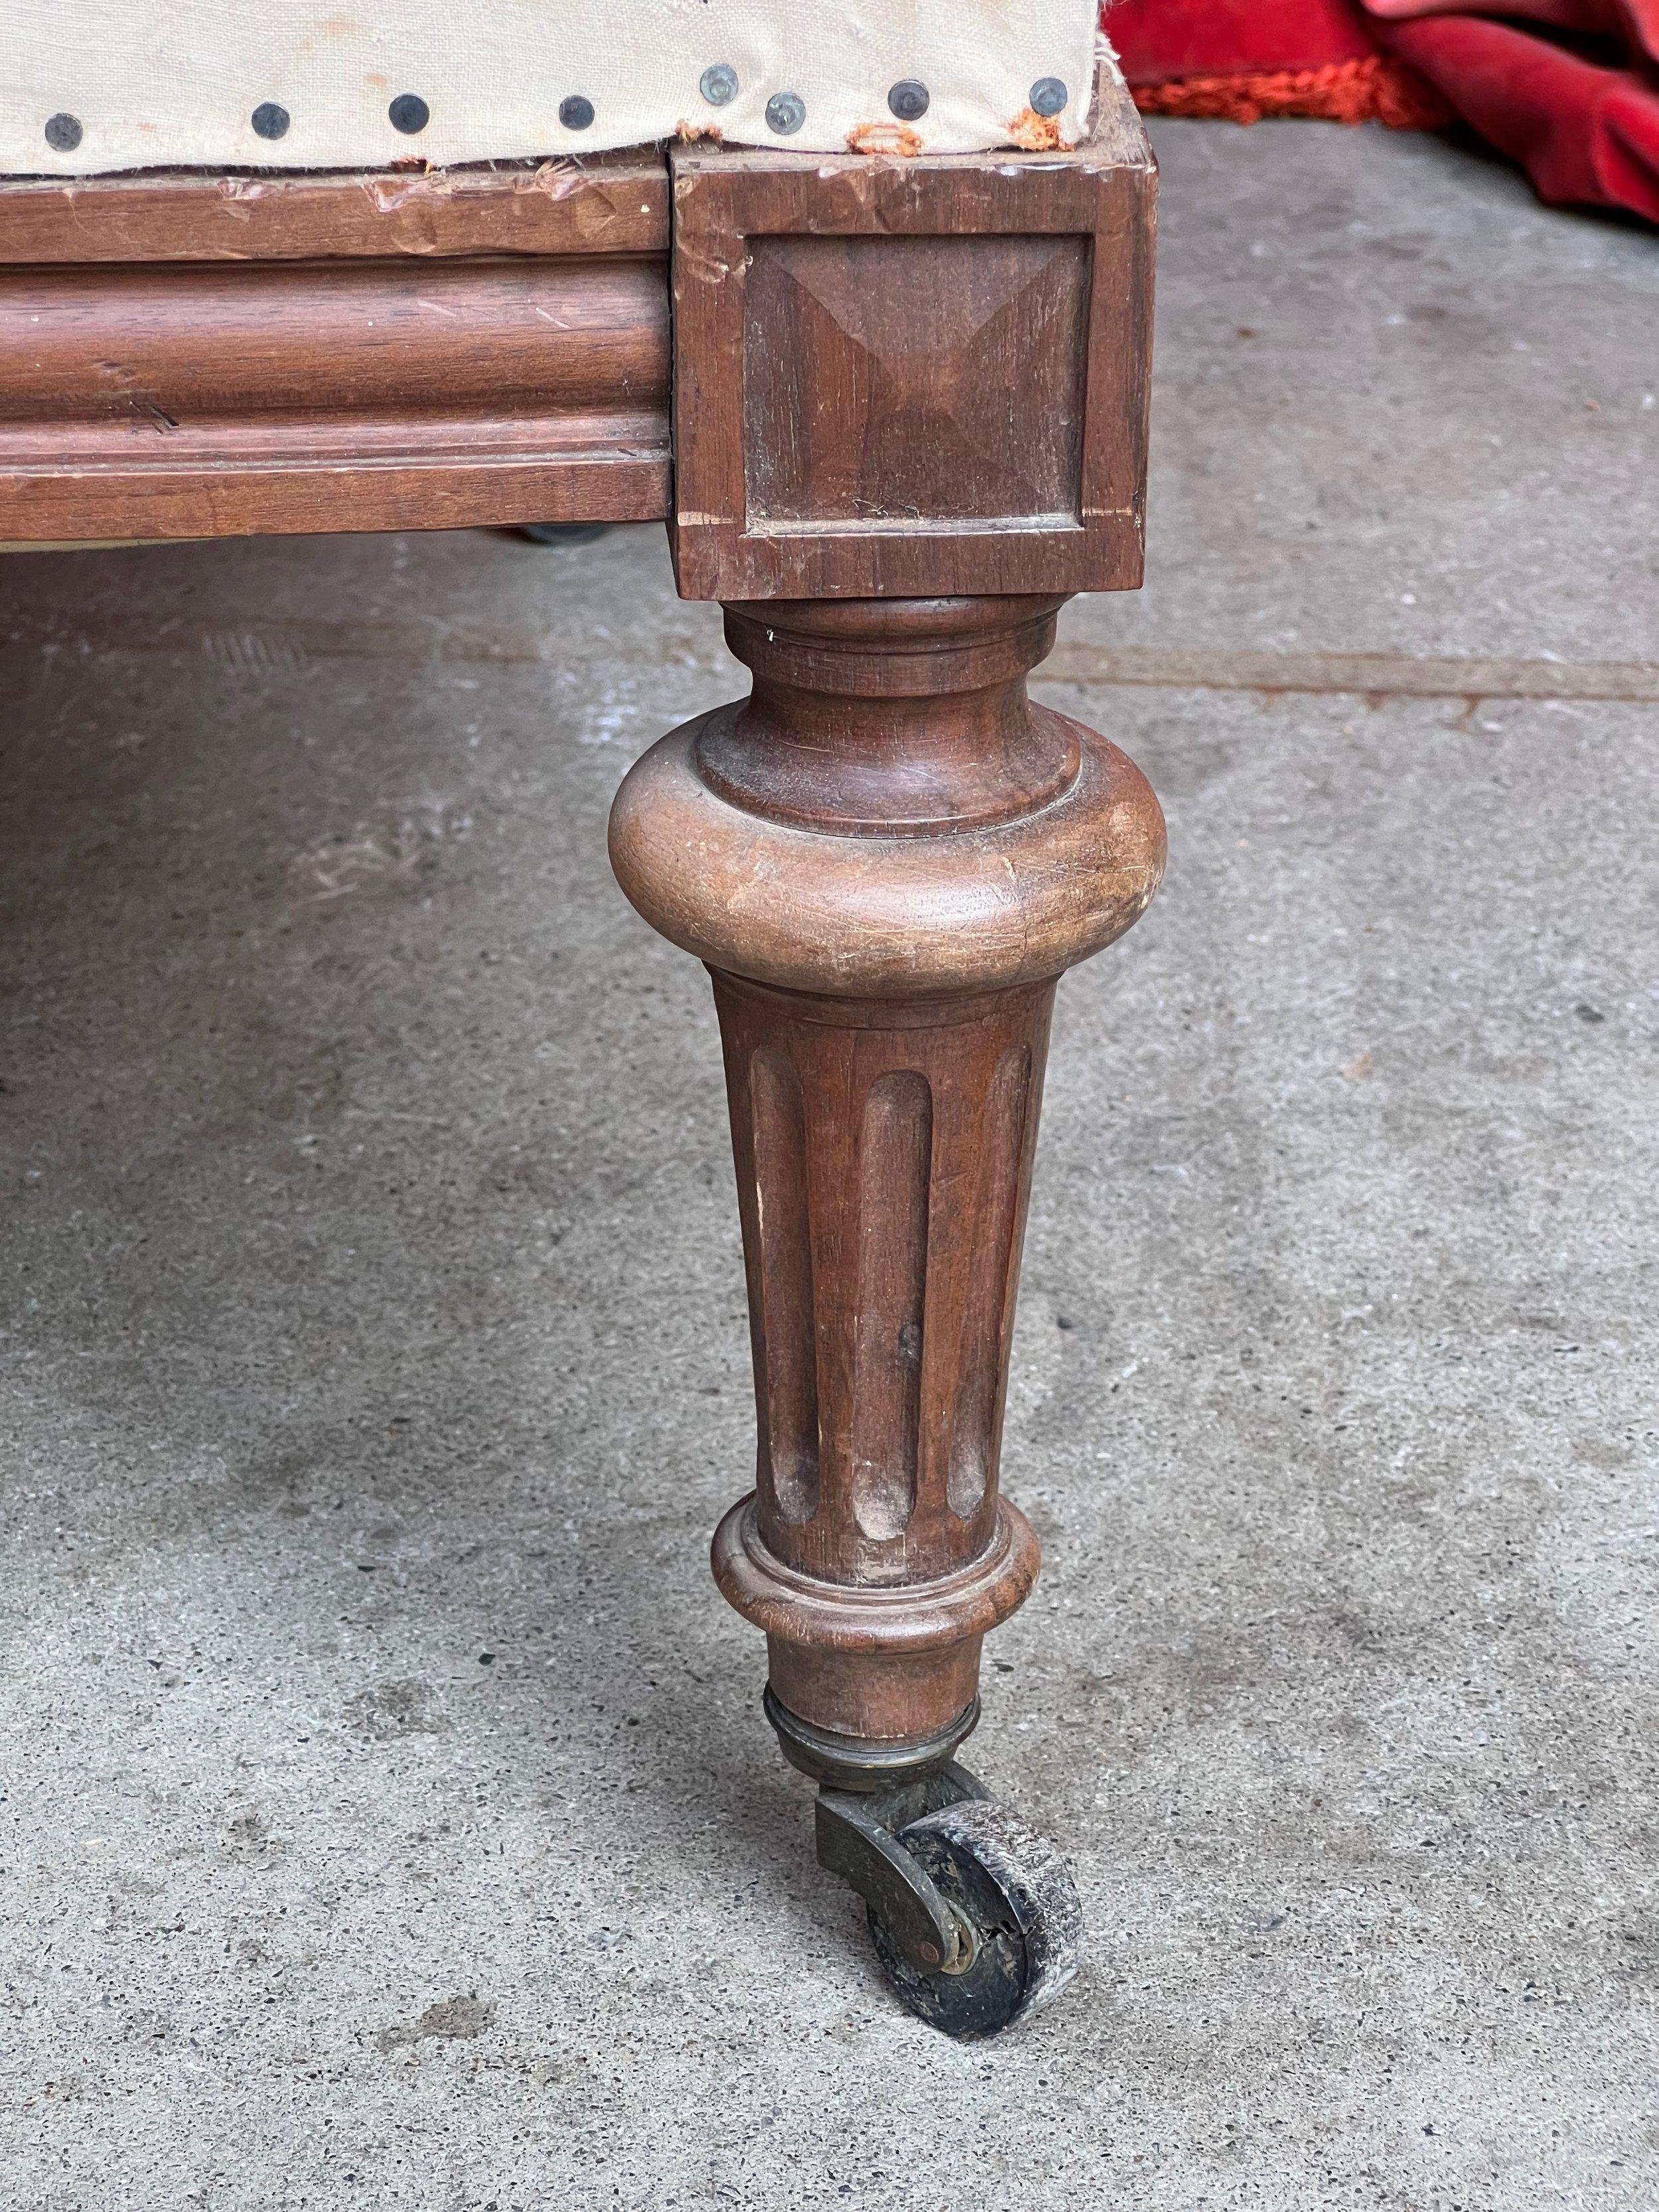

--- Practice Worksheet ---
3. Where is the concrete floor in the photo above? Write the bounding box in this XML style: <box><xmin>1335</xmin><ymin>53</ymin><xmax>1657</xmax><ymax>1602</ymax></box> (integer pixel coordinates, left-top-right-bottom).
<box><xmin>2</xmin><ymin>117</ymin><xmax>1656</xmax><ymax>2210</ymax></box>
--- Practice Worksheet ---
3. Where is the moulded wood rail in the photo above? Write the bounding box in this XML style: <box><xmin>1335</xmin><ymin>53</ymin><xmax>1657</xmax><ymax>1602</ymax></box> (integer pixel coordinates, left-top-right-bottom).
<box><xmin>0</xmin><ymin>157</ymin><xmax>672</xmax><ymax>540</ymax></box>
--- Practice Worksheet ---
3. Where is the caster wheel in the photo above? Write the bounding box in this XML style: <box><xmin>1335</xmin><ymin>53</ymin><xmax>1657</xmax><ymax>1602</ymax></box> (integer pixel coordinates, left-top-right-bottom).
<box><xmin>511</xmin><ymin>521</ymin><xmax>611</xmax><ymax>546</ymax></box>
<box><xmin>867</xmin><ymin>1797</ymin><xmax>1083</xmax><ymax>2040</ymax></box>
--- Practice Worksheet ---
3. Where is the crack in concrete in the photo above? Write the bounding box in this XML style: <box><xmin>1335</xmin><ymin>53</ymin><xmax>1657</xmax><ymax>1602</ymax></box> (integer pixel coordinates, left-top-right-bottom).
<box><xmin>3</xmin><ymin>611</ymin><xmax>1655</xmax><ymax>705</ymax></box>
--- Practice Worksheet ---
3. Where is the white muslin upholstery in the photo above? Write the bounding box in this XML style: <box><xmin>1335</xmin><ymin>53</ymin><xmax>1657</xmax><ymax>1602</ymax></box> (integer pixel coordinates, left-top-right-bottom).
<box><xmin>2</xmin><ymin>3</ymin><xmax>1104</xmax><ymax>175</ymax></box>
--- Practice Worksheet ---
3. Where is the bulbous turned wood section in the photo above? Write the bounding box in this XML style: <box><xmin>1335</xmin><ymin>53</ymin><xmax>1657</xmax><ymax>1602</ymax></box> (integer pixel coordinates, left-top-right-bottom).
<box><xmin>610</xmin><ymin>595</ymin><xmax>1165</xmax><ymax>1761</ymax></box>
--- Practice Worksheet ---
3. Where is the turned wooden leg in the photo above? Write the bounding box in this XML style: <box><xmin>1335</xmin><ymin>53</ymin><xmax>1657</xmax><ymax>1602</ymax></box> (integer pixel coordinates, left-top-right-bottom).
<box><xmin>707</xmin><ymin>964</ymin><xmax>1054</xmax><ymax>1771</ymax></box>
<box><xmin>611</xmin><ymin>595</ymin><xmax>1162</xmax><ymax>2029</ymax></box>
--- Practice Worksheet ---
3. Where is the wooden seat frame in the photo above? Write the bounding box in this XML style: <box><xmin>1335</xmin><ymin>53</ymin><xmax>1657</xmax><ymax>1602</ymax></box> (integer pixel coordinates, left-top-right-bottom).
<box><xmin>0</xmin><ymin>82</ymin><xmax>1162</xmax><ymax>1972</ymax></box>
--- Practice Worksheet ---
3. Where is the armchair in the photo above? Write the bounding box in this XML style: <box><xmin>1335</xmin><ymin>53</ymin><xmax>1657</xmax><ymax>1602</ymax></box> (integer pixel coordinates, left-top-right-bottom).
<box><xmin>1</xmin><ymin>6</ymin><xmax>1161</xmax><ymax>2037</ymax></box>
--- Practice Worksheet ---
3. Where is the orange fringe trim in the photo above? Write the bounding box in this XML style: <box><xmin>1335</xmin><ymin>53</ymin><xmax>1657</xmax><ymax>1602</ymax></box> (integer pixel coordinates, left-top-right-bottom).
<box><xmin>1131</xmin><ymin>55</ymin><xmax>1452</xmax><ymax>131</ymax></box>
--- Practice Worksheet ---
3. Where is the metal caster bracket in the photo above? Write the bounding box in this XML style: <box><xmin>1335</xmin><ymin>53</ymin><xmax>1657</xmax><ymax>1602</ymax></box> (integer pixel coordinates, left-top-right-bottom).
<box><xmin>815</xmin><ymin>1763</ymin><xmax>991</xmax><ymax>1976</ymax></box>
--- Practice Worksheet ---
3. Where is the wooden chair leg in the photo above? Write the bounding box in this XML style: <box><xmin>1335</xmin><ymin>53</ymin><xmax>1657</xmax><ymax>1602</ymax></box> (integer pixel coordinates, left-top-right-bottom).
<box><xmin>611</xmin><ymin>592</ymin><xmax>1163</xmax><ymax>2032</ymax></box>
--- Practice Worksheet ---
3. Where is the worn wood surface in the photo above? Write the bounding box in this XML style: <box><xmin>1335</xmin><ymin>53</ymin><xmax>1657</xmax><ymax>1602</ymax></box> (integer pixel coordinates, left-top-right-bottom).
<box><xmin>6</xmin><ymin>121</ymin><xmax>1165</xmax><ymax>1765</ymax></box>
<box><xmin>610</xmin><ymin>598</ymin><xmax>1165</xmax><ymax>999</ymax></box>
<box><xmin>669</xmin><ymin>71</ymin><xmax>1157</xmax><ymax>602</ymax></box>
<box><xmin>0</xmin><ymin>154</ymin><xmax>670</xmax><ymax>263</ymax></box>
<box><xmin>0</xmin><ymin>156</ymin><xmax>670</xmax><ymax>540</ymax></box>
<box><xmin>612</xmin><ymin>595</ymin><xmax>1165</xmax><ymax>1747</ymax></box>
<box><xmin>609</xmin><ymin>98</ymin><xmax>1164</xmax><ymax>1755</ymax></box>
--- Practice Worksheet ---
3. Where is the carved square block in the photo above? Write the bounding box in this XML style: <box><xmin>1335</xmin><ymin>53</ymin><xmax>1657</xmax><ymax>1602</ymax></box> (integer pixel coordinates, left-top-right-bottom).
<box><xmin>670</xmin><ymin>74</ymin><xmax>1155</xmax><ymax>601</ymax></box>
<box><xmin>741</xmin><ymin>233</ymin><xmax>1090</xmax><ymax>528</ymax></box>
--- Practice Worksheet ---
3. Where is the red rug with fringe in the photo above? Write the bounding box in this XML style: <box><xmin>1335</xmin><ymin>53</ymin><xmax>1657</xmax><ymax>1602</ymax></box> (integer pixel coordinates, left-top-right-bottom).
<box><xmin>1106</xmin><ymin>0</ymin><xmax>1659</xmax><ymax>223</ymax></box>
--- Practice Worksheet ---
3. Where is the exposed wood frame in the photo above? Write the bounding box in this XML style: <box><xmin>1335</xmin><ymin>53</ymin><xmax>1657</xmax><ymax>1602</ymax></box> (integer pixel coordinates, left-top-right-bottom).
<box><xmin>669</xmin><ymin>80</ymin><xmax>1155</xmax><ymax>601</ymax></box>
<box><xmin>0</xmin><ymin>88</ymin><xmax>1163</xmax><ymax>2029</ymax></box>
<box><xmin>0</xmin><ymin>154</ymin><xmax>671</xmax><ymax>540</ymax></box>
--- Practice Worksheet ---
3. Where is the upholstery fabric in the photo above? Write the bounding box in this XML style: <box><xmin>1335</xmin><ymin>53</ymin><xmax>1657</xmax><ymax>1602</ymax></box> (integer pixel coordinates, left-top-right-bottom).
<box><xmin>1</xmin><ymin>2</ymin><xmax>1103</xmax><ymax>175</ymax></box>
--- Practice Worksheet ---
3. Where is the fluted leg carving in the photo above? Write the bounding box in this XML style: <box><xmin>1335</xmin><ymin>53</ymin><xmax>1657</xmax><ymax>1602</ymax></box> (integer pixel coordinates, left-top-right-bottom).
<box><xmin>611</xmin><ymin>595</ymin><xmax>1163</xmax><ymax>1777</ymax></box>
<box><xmin>709</xmin><ymin>970</ymin><xmax>1054</xmax><ymax>1750</ymax></box>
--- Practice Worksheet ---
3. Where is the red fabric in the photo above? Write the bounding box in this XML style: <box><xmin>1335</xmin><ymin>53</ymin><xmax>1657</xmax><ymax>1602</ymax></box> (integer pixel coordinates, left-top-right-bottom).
<box><xmin>1104</xmin><ymin>0</ymin><xmax>1659</xmax><ymax>222</ymax></box>
<box><xmin>1372</xmin><ymin>11</ymin><xmax>1659</xmax><ymax>218</ymax></box>
<box><xmin>1108</xmin><ymin>0</ymin><xmax>1377</xmax><ymax>81</ymax></box>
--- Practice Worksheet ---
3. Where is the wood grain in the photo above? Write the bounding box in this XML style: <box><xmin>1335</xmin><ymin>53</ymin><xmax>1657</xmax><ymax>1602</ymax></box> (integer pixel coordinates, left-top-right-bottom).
<box><xmin>741</xmin><ymin>233</ymin><xmax>1089</xmax><ymax>526</ymax></box>
<box><xmin>612</xmin><ymin>593</ymin><xmax>1165</xmax><ymax>1747</ymax></box>
<box><xmin>0</xmin><ymin>155</ymin><xmax>669</xmax><ymax>263</ymax></box>
<box><xmin>0</xmin><ymin>256</ymin><xmax>665</xmax><ymax>419</ymax></box>
<box><xmin>0</xmin><ymin>157</ymin><xmax>670</xmax><ymax>540</ymax></box>
<box><xmin>669</xmin><ymin>71</ymin><xmax>1157</xmax><ymax>602</ymax></box>
<box><xmin>609</xmin><ymin>601</ymin><xmax>1164</xmax><ymax>1000</ymax></box>
<box><xmin>716</xmin><ymin>971</ymin><xmax>1053</xmax><ymax>1593</ymax></box>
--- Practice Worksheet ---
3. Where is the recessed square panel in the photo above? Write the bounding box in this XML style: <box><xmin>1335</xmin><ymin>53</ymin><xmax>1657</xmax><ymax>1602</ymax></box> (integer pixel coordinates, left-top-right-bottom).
<box><xmin>743</xmin><ymin>234</ymin><xmax>1089</xmax><ymax>530</ymax></box>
